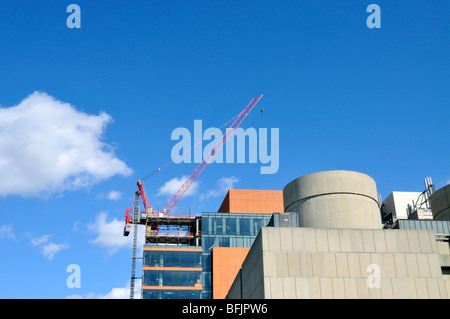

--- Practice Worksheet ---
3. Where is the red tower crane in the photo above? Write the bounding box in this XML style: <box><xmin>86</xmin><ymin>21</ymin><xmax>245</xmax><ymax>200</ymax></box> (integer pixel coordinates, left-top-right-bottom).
<box><xmin>123</xmin><ymin>94</ymin><xmax>262</xmax><ymax>235</ymax></box>
<box><xmin>122</xmin><ymin>95</ymin><xmax>262</xmax><ymax>298</ymax></box>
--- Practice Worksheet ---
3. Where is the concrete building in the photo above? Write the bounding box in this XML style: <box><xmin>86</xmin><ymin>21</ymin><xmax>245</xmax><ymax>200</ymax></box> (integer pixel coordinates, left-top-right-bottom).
<box><xmin>139</xmin><ymin>170</ymin><xmax>450</xmax><ymax>299</ymax></box>
<box><xmin>431</xmin><ymin>184</ymin><xmax>450</xmax><ymax>221</ymax></box>
<box><xmin>283</xmin><ymin>170</ymin><xmax>382</xmax><ymax>229</ymax></box>
<box><xmin>381</xmin><ymin>191</ymin><xmax>422</xmax><ymax>221</ymax></box>
<box><xmin>408</xmin><ymin>209</ymin><xmax>434</xmax><ymax>220</ymax></box>
<box><xmin>227</xmin><ymin>170</ymin><xmax>450</xmax><ymax>299</ymax></box>
<box><xmin>227</xmin><ymin>227</ymin><xmax>449</xmax><ymax>299</ymax></box>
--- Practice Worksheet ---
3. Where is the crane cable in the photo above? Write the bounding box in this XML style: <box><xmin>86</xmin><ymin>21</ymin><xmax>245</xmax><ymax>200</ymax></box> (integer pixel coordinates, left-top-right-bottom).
<box><xmin>261</xmin><ymin>107</ymin><xmax>264</xmax><ymax>127</ymax></box>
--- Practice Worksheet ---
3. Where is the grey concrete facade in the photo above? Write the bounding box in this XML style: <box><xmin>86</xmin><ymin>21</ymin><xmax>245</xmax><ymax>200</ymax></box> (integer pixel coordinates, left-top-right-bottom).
<box><xmin>437</xmin><ymin>241</ymin><xmax>450</xmax><ymax>294</ymax></box>
<box><xmin>283</xmin><ymin>171</ymin><xmax>382</xmax><ymax>229</ymax></box>
<box><xmin>431</xmin><ymin>185</ymin><xmax>450</xmax><ymax>221</ymax></box>
<box><xmin>227</xmin><ymin>227</ymin><xmax>450</xmax><ymax>299</ymax></box>
<box><xmin>227</xmin><ymin>171</ymin><xmax>450</xmax><ymax>299</ymax></box>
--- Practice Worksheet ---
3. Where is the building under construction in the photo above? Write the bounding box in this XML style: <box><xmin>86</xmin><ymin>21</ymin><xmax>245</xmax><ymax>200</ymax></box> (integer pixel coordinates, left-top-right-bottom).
<box><xmin>139</xmin><ymin>189</ymin><xmax>282</xmax><ymax>299</ymax></box>
<box><xmin>123</xmin><ymin>96</ymin><xmax>264</xmax><ymax>298</ymax></box>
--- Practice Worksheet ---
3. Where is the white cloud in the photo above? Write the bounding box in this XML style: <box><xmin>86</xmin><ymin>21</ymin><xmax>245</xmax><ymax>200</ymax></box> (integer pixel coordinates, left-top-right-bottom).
<box><xmin>0</xmin><ymin>225</ymin><xmax>15</xmax><ymax>240</ymax></box>
<box><xmin>200</xmin><ymin>176</ymin><xmax>239</xmax><ymax>199</ymax></box>
<box><xmin>157</xmin><ymin>175</ymin><xmax>237</xmax><ymax>208</ymax></box>
<box><xmin>30</xmin><ymin>234</ymin><xmax>51</xmax><ymax>246</ymax></box>
<box><xmin>107</xmin><ymin>190</ymin><xmax>122</xmax><ymax>201</ymax></box>
<box><xmin>88</xmin><ymin>212</ymin><xmax>144</xmax><ymax>255</ymax></box>
<box><xmin>29</xmin><ymin>234</ymin><xmax>69</xmax><ymax>260</ymax></box>
<box><xmin>66</xmin><ymin>280</ymin><xmax>141</xmax><ymax>299</ymax></box>
<box><xmin>217</xmin><ymin>176</ymin><xmax>239</xmax><ymax>192</ymax></box>
<box><xmin>41</xmin><ymin>242</ymin><xmax>69</xmax><ymax>260</ymax></box>
<box><xmin>101</xmin><ymin>283</ymin><xmax>135</xmax><ymax>299</ymax></box>
<box><xmin>72</xmin><ymin>221</ymin><xmax>80</xmax><ymax>233</ymax></box>
<box><xmin>65</xmin><ymin>292</ymin><xmax>99</xmax><ymax>299</ymax></box>
<box><xmin>157</xmin><ymin>175</ymin><xmax>199</xmax><ymax>198</ymax></box>
<box><xmin>0</xmin><ymin>91</ymin><xmax>132</xmax><ymax>197</ymax></box>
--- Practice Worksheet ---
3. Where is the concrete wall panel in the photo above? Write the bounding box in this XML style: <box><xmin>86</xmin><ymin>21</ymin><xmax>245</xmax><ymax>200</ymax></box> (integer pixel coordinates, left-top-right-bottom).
<box><xmin>430</xmin><ymin>185</ymin><xmax>450</xmax><ymax>221</ymax></box>
<box><xmin>227</xmin><ymin>227</ymin><xmax>448</xmax><ymax>299</ymax></box>
<box><xmin>283</xmin><ymin>171</ymin><xmax>381</xmax><ymax>229</ymax></box>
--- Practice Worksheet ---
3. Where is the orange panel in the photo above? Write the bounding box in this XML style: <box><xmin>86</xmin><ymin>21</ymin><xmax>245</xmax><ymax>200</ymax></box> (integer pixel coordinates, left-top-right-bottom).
<box><xmin>212</xmin><ymin>247</ymin><xmax>250</xmax><ymax>299</ymax></box>
<box><xmin>143</xmin><ymin>247</ymin><xmax>202</xmax><ymax>252</ymax></box>
<box><xmin>141</xmin><ymin>284</ymin><xmax>202</xmax><ymax>290</ymax></box>
<box><xmin>142</xmin><ymin>267</ymin><xmax>202</xmax><ymax>271</ymax></box>
<box><xmin>218</xmin><ymin>189</ymin><xmax>283</xmax><ymax>214</ymax></box>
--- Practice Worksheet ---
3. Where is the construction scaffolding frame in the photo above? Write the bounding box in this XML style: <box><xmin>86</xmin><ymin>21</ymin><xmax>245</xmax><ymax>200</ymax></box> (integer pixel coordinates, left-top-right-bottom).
<box><xmin>145</xmin><ymin>208</ymin><xmax>201</xmax><ymax>246</ymax></box>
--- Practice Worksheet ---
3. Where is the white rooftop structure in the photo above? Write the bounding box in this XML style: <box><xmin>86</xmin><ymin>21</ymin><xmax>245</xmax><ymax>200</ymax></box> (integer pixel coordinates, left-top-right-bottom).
<box><xmin>382</xmin><ymin>191</ymin><xmax>422</xmax><ymax>220</ymax></box>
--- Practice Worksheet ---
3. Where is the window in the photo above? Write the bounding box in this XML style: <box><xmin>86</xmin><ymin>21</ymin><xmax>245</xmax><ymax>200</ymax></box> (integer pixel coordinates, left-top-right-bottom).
<box><xmin>213</xmin><ymin>217</ymin><xmax>224</xmax><ymax>235</ymax></box>
<box><xmin>239</xmin><ymin>218</ymin><xmax>250</xmax><ymax>235</ymax></box>
<box><xmin>143</xmin><ymin>270</ymin><xmax>201</xmax><ymax>287</ymax></box>
<box><xmin>224</xmin><ymin>217</ymin><xmax>237</xmax><ymax>235</ymax></box>
<box><xmin>143</xmin><ymin>250</ymin><xmax>201</xmax><ymax>268</ymax></box>
<box><xmin>142</xmin><ymin>289</ymin><xmax>202</xmax><ymax>299</ymax></box>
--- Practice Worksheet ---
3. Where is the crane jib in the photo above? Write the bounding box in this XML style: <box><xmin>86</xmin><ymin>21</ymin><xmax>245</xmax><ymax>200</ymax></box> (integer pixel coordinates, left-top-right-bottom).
<box><xmin>159</xmin><ymin>95</ymin><xmax>262</xmax><ymax>215</ymax></box>
<box><xmin>124</xmin><ymin>94</ymin><xmax>263</xmax><ymax>225</ymax></box>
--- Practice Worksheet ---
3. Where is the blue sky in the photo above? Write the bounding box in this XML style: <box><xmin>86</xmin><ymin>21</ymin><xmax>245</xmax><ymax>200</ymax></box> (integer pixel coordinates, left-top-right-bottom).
<box><xmin>0</xmin><ymin>1</ymin><xmax>448</xmax><ymax>298</ymax></box>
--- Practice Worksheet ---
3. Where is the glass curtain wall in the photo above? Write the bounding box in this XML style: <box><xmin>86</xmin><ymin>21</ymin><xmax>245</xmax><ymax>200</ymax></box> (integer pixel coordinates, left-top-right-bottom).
<box><xmin>142</xmin><ymin>247</ymin><xmax>202</xmax><ymax>299</ymax></box>
<box><xmin>200</xmin><ymin>212</ymin><xmax>272</xmax><ymax>299</ymax></box>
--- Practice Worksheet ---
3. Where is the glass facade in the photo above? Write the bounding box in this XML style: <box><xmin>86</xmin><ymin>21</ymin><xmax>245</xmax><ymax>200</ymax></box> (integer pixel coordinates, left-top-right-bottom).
<box><xmin>142</xmin><ymin>269</ymin><xmax>201</xmax><ymax>287</ymax></box>
<box><xmin>200</xmin><ymin>212</ymin><xmax>272</xmax><ymax>299</ymax></box>
<box><xmin>142</xmin><ymin>247</ymin><xmax>203</xmax><ymax>299</ymax></box>
<box><xmin>142</xmin><ymin>289</ymin><xmax>202</xmax><ymax>299</ymax></box>
<box><xmin>143</xmin><ymin>250</ymin><xmax>201</xmax><ymax>268</ymax></box>
<box><xmin>141</xmin><ymin>213</ymin><xmax>272</xmax><ymax>299</ymax></box>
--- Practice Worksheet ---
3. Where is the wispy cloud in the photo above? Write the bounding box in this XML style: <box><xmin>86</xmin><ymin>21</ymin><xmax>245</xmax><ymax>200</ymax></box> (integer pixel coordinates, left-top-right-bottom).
<box><xmin>30</xmin><ymin>234</ymin><xmax>51</xmax><ymax>246</ymax></box>
<box><xmin>107</xmin><ymin>190</ymin><xmax>122</xmax><ymax>201</ymax></box>
<box><xmin>157</xmin><ymin>175</ymin><xmax>199</xmax><ymax>198</ymax></box>
<box><xmin>217</xmin><ymin>176</ymin><xmax>238</xmax><ymax>192</ymax></box>
<box><xmin>157</xmin><ymin>175</ymin><xmax>238</xmax><ymax>210</ymax></box>
<box><xmin>0</xmin><ymin>91</ymin><xmax>132</xmax><ymax>197</ymax></box>
<box><xmin>29</xmin><ymin>234</ymin><xmax>69</xmax><ymax>260</ymax></box>
<box><xmin>199</xmin><ymin>176</ymin><xmax>239</xmax><ymax>200</ymax></box>
<box><xmin>0</xmin><ymin>225</ymin><xmax>15</xmax><ymax>240</ymax></box>
<box><xmin>41</xmin><ymin>242</ymin><xmax>70</xmax><ymax>260</ymax></box>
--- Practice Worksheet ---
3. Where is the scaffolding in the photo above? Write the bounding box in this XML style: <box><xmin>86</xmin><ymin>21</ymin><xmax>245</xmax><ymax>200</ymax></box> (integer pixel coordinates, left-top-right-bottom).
<box><xmin>145</xmin><ymin>209</ymin><xmax>201</xmax><ymax>246</ymax></box>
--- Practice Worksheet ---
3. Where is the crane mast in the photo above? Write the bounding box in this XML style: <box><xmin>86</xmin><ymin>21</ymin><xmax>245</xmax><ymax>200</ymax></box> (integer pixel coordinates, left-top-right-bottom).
<box><xmin>129</xmin><ymin>191</ymin><xmax>140</xmax><ymax>299</ymax></box>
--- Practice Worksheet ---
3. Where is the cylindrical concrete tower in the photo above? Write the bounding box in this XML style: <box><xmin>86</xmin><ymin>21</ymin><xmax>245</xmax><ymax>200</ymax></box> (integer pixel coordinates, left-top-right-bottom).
<box><xmin>430</xmin><ymin>184</ymin><xmax>450</xmax><ymax>221</ymax></box>
<box><xmin>283</xmin><ymin>170</ymin><xmax>382</xmax><ymax>229</ymax></box>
